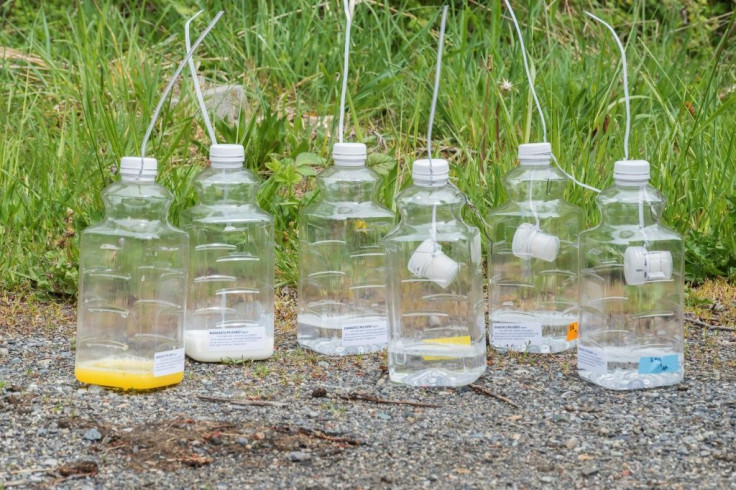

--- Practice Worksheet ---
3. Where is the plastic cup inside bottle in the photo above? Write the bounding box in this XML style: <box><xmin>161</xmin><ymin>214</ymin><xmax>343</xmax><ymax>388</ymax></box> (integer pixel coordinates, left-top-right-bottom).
<box><xmin>512</xmin><ymin>223</ymin><xmax>560</xmax><ymax>262</ymax></box>
<box><xmin>624</xmin><ymin>246</ymin><xmax>673</xmax><ymax>285</ymax></box>
<box><xmin>407</xmin><ymin>239</ymin><xmax>459</xmax><ymax>288</ymax></box>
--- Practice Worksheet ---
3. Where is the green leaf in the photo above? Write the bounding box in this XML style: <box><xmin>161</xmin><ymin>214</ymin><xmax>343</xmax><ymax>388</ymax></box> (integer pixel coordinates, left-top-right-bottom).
<box><xmin>296</xmin><ymin>165</ymin><xmax>317</xmax><ymax>177</ymax></box>
<box><xmin>295</xmin><ymin>152</ymin><xmax>326</xmax><ymax>167</ymax></box>
<box><xmin>265</xmin><ymin>159</ymin><xmax>282</xmax><ymax>172</ymax></box>
<box><xmin>366</xmin><ymin>153</ymin><xmax>397</xmax><ymax>176</ymax></box>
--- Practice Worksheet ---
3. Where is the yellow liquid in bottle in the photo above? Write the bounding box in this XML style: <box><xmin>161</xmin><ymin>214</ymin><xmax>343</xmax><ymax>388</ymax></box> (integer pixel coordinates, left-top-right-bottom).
<box><xmin>75</xmin><ymin>358</ymin><xmax>183</xmax><ymax>391</ymax></box>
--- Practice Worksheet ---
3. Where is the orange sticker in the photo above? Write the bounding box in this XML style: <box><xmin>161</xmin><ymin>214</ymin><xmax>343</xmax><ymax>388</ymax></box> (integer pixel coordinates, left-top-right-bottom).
<box><xmin>566</xmin><ymin>322</ymin><xmax>579</xmax><ymax>341</ymax></box>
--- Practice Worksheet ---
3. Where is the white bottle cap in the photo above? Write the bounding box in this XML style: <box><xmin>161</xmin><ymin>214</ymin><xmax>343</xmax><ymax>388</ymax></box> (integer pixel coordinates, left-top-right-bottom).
<box><xmin>624</xmin><ymin>246</ymin><xmax>673</xmax><ymax>285</ymax></box>
<box><xmin>512</xmin><ymin>223</ymin><xmax>560</xmax><ymax>262</ymax></box>
<box><xmin>518</xmin><ymin>142</ymin><xmax>552</xmax><ymax>166</ymax></box>
<box><xmin>332</xmin><ymin>142</ymin><xmax>367</xmax><ymax>167</ymax></box>
<box><xmin>412</xmin><ymin>158</ymin><xmax>449</xmax><ymax>187</ymax></box>
<box><xmin>407</xmin><ymin>238</ymin><xmax>459</xmax><ymax>289</ymax></box>
<box><xmin>209</xmin><ymin>144</ymin><xmax>245</xmax><ymax>169</ymax></box>
<box><xmin>120</xmin><ymin>157</ymin><xmax>157</xmax><ymax>182</ymax></box>
<box><xmin>614</xmin><ymin>160</ymin><xmax>650</xmax><ymax>185</ymax></box>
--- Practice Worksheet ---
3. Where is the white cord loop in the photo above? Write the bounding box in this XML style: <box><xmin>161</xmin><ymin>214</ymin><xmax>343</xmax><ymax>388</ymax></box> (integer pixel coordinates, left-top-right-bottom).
<box><xmin>140</xmin><ymin>11</ymin><xmax>224</xmax><ymax>175</ymax></box>
<box><xmin>504</xmin><ymin>0</ymin><xmax>600</xmax><ymax>194</ymax></box>
<box><xmin>585</xmin><ymin>12</ymin><xmax>631</xmax><ymax>160</ymax></box>
<box><xmin>502</xmin><ymin>0</ymin><xmax>546</xmax><ymax>141</ymax></box>
<box><xmin>186</xmin><ymin>10</ymin><xmax>218</xmax><ymax>145</ymax></box>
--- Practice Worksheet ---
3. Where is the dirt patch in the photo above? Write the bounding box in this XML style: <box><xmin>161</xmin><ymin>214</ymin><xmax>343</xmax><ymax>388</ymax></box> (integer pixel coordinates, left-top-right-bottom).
<box><xmin>0</xmin><ymin>292</ymin><xmax>75</xmax><ymax>337</ymax></box>
<box><xmin>66</xmin><ymin>417</ymin><xmax>360</xmax><ymax>471</ymax></box>
<box><xmin>687</xmin><ymin>278</ymin><xmax>736</xmax><ymax>327</ymax></box>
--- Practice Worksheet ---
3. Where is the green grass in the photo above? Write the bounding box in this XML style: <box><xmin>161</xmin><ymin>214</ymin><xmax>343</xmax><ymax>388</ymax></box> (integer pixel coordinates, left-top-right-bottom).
<box><xmin>0</xmin><ymin>0</ymin><xmax>734</xmax><ymax>296</ymax></box>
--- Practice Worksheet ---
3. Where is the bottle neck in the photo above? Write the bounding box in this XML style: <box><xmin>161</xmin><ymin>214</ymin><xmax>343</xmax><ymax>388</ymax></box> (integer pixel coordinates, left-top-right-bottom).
<box><xmin>598</xmin><ymin>183</ymin><xmax>663</xmax><ymax>226</ymax></box>
<box><xmin>396</xmin><ymin>185</ymin><xmax>465</xmax><ymax>225</ymax></box>
<box><xmin>102</xmin><ymin>182</ymin><xmax>173</xmax><ymax>221</ymax></box>
<box><xmin>318</xmin><ymin>165</ymin><xmax>380</xmax><ymax>202</ymax></box>
<box><xmin>504</xmin><ymin>165</ymin><xmax>568</xmax><ymax>202</ymax></box>
<box><xmin>194</xmin><ymin>168</ymin><xmax>259</xmax><ymax>204</ymax></box>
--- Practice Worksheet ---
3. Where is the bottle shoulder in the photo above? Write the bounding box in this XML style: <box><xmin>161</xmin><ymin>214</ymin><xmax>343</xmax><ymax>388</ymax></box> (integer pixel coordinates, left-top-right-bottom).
<box><xmin>488</xmin><ymin>198</ymin><xmax>583</xmax><ymax>218</ymax></box>
<box><xmin>318</xmin><ymin>165</ymin><xmax>382</xmax><ymax>184</ymax></box>
<box><xmin>182</xmin><ymin>202</ymin><xmax>273</xmax><ymax>223</ymax></box>
<box><xmin>82</xmin><ymin>219</ymin><xmax>188</xmax><ymax>240</ymax></box>
<box><xmin>194</xmin><ymin>167</ymin><xmax>261</xmax><ymax>185</ymax></box>
<box><xmin>580</xmin><ymin>222</ymin><xmax>683</xmax><ymax>245</ymax></box>
<box><xmin>503</xmin><ymin>165</ymin><xmax>568</xmax><ymax>184</ymax></box>
<box><xmin>102</xmin><ymin>181</ymin><xmax>174</xmax><ymax>201</ymax></box>
<box><xmin>596</xmin><ymin>184</ymin><xmax>667</xmax><ymax>206</ymax></box>
<box><xmin>394</xmin><ymin>184</ymin><xmax>466</xmax><ymax>205</ymax></box>
<box><xmin>301</xmin><ymin>200</ymin><xmax>395</xmax><ymax>221</ymax></box>
<box><xmin>384</xmin><ymin>217</ymin><xmax>479</xmax><ymax>242</ymax></box>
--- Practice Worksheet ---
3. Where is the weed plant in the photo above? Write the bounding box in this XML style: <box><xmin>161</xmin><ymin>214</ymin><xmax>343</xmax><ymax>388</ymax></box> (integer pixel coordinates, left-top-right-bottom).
<box><xmin>0</xmin><ymin>0</ymin><xmax>734</xmax><ymax>296</ymax></box>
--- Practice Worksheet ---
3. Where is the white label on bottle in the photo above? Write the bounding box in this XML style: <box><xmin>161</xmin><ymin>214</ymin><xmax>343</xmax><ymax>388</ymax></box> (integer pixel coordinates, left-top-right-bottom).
<box><xmin>577</xmin><ymin>345</ymin><xmax>608</xmax><ymax>375</ymax></box>
<box><xmin>341</xmin><ymin>320</ymin><xmax>388</xmax><ymax>347</ymax></box>
<box><xmin>153</xmin><ymin>348</ymin><xmax>185</xmax><ymax>377</ymax></box>
<box><xmin>208</xmin><ymin>327</ymin><xmax>267</xmax><ymax>351</ymax></box>
<box><xmin>491</xmin><ymin>322</ymin><xmax>543</xmax><ymax>347</ymax></box>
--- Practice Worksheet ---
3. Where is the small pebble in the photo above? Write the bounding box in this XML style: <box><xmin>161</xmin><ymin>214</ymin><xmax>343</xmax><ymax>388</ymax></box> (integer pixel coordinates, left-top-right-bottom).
<box><xmin>83</xmin><ymin>428</ymin><xmax>102</xmax><ymax>441</ymax></box>
<box><xmin>288</xmin><ymin>451</ymin><xmax>311</xmax><ymax>462</ymax></box>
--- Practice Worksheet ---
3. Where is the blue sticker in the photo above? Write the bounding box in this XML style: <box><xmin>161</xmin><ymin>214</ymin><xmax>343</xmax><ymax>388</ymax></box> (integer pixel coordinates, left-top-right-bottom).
<box><xmin>638</xmin><ymin>354</ymin><xmax>680</xmax><ymax>374</ymax></box>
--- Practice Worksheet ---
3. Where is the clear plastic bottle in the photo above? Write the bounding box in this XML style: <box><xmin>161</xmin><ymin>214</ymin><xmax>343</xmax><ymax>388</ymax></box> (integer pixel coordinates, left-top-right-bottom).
<box><xmin>75</xmin><ymin>157</ymin><xmax>189</xmax><ymax>390</ymax></box>
<box><xmin>181</xmin><ymin>144</ymin><xmax>274</xmax><ymax>363</ymax></box>
<box><xmin>384</xmin><ymin>159</ymin><xmax>486</xmax><ymax>387</ymax></box>
<box><xmin>578</xmin><ymin>160</ymin><xmax>684</xmax><ymax>390</ymax></box>
<box><xmin>297</xmin><ymin>143</ymin><xmax>395</xmax><ymax>355</ymax></box>
<box><xmin>487</xmin><ymin>143</ymin><xmax>584</xmax><ymax>353</ymax></box>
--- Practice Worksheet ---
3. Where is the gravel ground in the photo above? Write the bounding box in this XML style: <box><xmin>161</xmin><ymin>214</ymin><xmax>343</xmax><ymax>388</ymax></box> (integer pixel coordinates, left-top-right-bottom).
<box><xmin>1</xmin><ymin>289</ymin><xmax>735</xmax><ymax>489</ymax></box>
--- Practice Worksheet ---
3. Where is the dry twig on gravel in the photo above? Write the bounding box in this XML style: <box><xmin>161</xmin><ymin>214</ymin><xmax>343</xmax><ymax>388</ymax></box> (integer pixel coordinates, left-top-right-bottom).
<box><xmin>197</xmin><ymin>395</ymin><xmax>287</xmax><ymax>408</ymax></box>
<box><xmin>469</xmin><ymin>384</ymin><xmax>520</xmax><ymax>409</ymax></box>
<box><xmin>311</xmin><ymin>387</ymin><xmax>441</xmax><ymax>408</ymax></box>
<box><xmin>274</xmin><ymin>425</ymin><xmax>361</xmax><ymax>446</ymax></box>
<box><xmin>685</xmin><ymin>315</ymin><xmax>736</xmax><ymax>332</ymax></box>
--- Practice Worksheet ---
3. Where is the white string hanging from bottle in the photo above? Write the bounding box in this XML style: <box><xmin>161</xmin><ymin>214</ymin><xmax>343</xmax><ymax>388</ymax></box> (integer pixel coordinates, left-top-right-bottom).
<box><xmin>504</xmin><ymin>0</ymin><xmax>600</xmax><ymax>195</ymax></box>
<box><xmin>185</xmin><ymin>12</ymin><xmax>231</xmax><ymax>329</ymax></box>
<box><xmin>584</xmin><ymin>12</ymin><xmax>643</xmax><ymax>232</ymax></box>
<box><xmin>338</xmin><ymin>0</ymin><xmax>354</xmax><ymax>144</ymax></box>
<box><xmin>425</xmin><ymin>5</ymin><xmax>449</xmax><ymax>248</ymax></box>
<box><xmin>186</xmin><ymin>10</ymin><xmax>219</xmax><ymax>146</ymax></box>
<box><xmin>586</xmin><ymin>12</ymin><xmax>672</xmax><ymax>285</ymax></box>
<box><xmin>139</xmin><ymin>11</ymin><xmax>224</xmax><ymax>176</ymax></box>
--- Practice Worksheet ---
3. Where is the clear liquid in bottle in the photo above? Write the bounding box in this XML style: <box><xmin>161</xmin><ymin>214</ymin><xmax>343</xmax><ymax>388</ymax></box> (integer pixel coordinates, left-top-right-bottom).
<box><xmin>385</xmin><ymin>159</ymin><xmax>486</xmax><ymax>387</ymax></box>
<box><xmin>578</xmin><ymin>160</ymin><xmax>684</xmax><ymax>390</ymax></box>
<box><xmin>297</xmin><ymin>143</ymin><xmax>395</xmax><ymax>355</ymax></box>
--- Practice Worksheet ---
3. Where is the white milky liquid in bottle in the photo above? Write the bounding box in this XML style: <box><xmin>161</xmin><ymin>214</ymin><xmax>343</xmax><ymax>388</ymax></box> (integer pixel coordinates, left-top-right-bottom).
<box><xmin>181</xmin><ymin>144</ymin><xmax>274</xmax><ymax>363</ymax></box>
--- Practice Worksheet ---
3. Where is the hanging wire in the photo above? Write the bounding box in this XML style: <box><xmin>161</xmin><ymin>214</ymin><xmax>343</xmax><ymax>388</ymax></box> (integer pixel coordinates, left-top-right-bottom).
<box><xmin>502</xmin><ymin>0</ymin><xmax>546</xmax><ymax>141</ymax></box>
<box><xmin>585</xmin><ymin>12</ymin><xmax>631</xmax><ymax>160</ymax></box>
<box><xmin>427</xmin><ymin>6</ymin><xmax>448</xmax><ymax>164</ymax></box>
<box><xmin>140</xmin><ymin>11</ymin><xmax>224</xmax><ymax>175</ymax></box>
<box><xmin>186</xmin><ymin>10</ymin><xmax>218</xmax><ymax>145</ymax></box>
<box><xmin>586</xmin><ymin>13</ymin><xmax>649</xmax><ymax>247</ymax></box>
<box><xmin>338</xmin><ymin>0</ymin><xmax>353</xmax><ymax>143</ymax></box>
<box><xmin>504</xmin><ymin>0</ymin><xmax>600</xmax><ymax>193</ymax></box>
<box><xmin>426</xmin><ymin>5</ymin><xmax>448</xmax><ymax>246</ymax></box>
